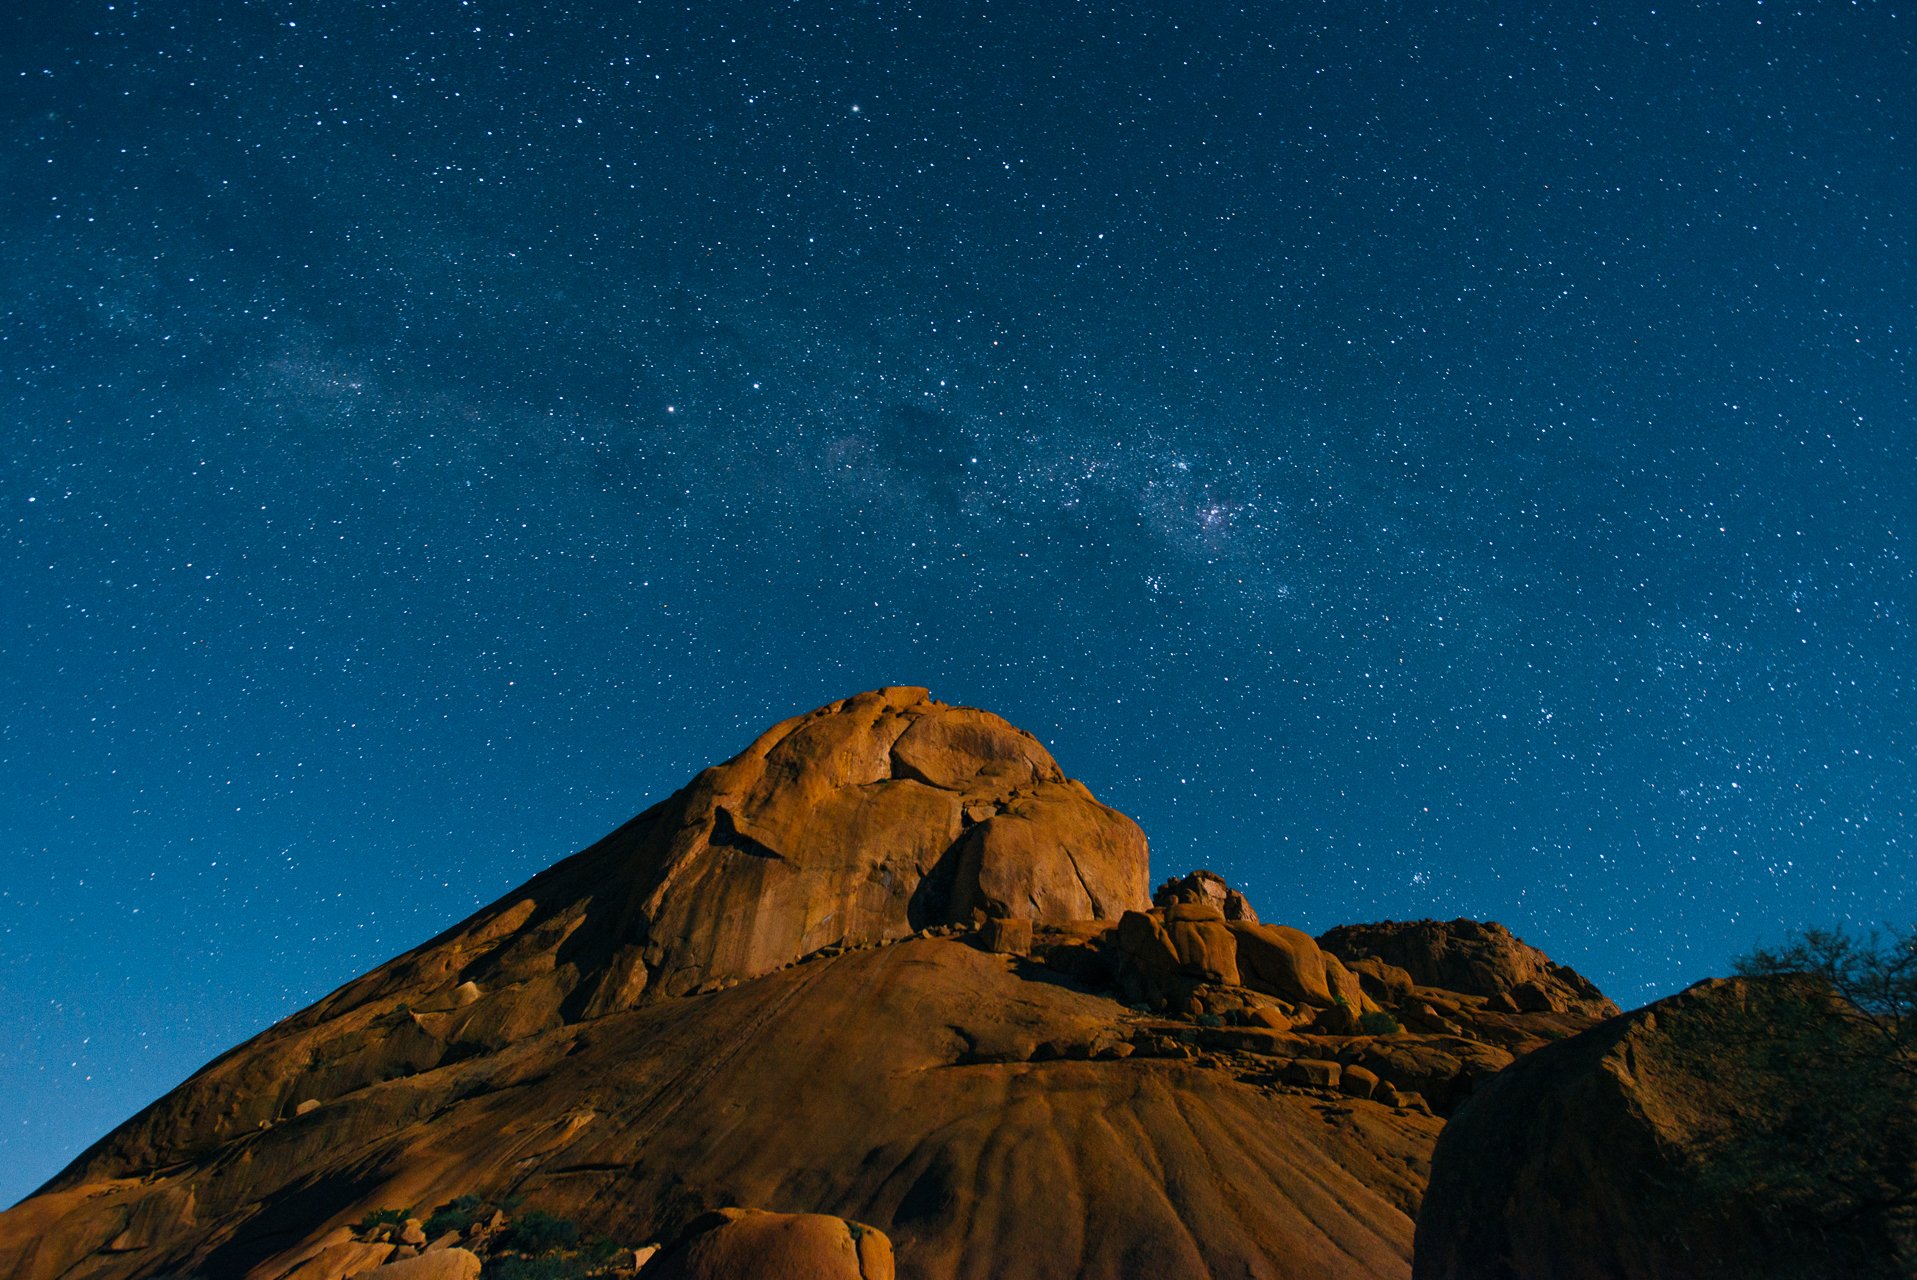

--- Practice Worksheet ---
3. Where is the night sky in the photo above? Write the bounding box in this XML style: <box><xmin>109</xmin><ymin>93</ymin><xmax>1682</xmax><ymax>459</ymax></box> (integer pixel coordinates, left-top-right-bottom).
<box><xmin>4</xmin><ymin>0</ymin><xmax>1913</xmax><ymax>1207</ymax></box>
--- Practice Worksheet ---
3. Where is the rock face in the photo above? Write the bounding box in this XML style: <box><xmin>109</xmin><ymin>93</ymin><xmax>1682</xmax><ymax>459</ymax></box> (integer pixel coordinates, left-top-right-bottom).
<box><xmin>0</xmin><ymin>690</ymin><xmax>1619</xmax><ymax>1280</ymax></box>
<box><xmin>1413</xmin><ymin>977</ymin><xmax>1915</xmax><ymax>1280</ymax></box>
<box><xmin>645</xmin><ymin>1208</ymin><xmax>895</xmax><ymax>1280</ymax></box>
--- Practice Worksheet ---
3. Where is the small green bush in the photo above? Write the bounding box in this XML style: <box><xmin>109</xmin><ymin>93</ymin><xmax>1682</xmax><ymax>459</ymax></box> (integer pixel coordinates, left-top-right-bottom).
<box><xmin>1358</xmin><ymin>1010</ymin><xmax>1402</xmax><ymax>1036</ymax></box>
<box><xmin>423</xmin><ymin>1194</ymin><xmax>487</xmax><ymax>1239</ymax></box>
<box><xmin>487</xmin><ymin>1257</ymin><xmax>597</xmax><ymax>1280</ymax></box>
<box><xmin>354</xmin><ymin>1206</ymin><xmax>411</xmax><ymax>1233</ymax></box>
<box><xmin>579</xmin><ymin>1235</ymin><xmax>624</xmax><ymax>1264</ymax></box>
<box><xmin>1194</xmin><ymin>1012</ymin><xmax>1224</xmax><ymax>1028</ymax></box>
<box><xmin>502</xmin><ymin>1209</ymin><xmax>582</xmax><ymax>1256</ymax></box>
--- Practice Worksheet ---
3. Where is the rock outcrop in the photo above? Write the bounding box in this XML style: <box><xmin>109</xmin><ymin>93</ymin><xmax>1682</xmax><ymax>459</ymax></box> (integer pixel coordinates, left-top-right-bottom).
<box><xmin>1319</xmin><ymin>919</ymin><xmax>1618</xmax><ymax>1020</ymax></box>
<box><xmin>1413</xmin><ymin>976</ymin><xmax>1915</xmax><ymax>1280</ymax></box>
<box><xmin>0</xmin><ymin>690</ymin><xmax>1621</xmax><ymax>1280</ymax></box>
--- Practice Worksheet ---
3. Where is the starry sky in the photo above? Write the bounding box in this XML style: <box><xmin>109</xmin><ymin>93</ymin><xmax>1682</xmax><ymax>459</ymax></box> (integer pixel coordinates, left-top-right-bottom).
<box><xmin>3</xmin><ymin>0</ymin><xmax>1913</xmax><ymax>1207</ymax></box>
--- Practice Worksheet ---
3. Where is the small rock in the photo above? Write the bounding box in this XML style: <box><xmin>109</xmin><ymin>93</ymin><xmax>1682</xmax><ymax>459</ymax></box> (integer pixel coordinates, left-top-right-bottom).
<box><xmin>451</xmin><ymin>981</ymin><xmax>482</xmax><ymax>1007</ymax></box>
<box><xmin>293</xmin><ymin>1099</ymin><xmax>322</xmax><ymax>1117</ymax></box>
<box><xmin>1284</xmin><ymin>1058</ymin><xmax>1342</xmax><ymax>1089</ymax></box>
<box><xmin>980</xmin><ymin>915</ymin><xmax>1033</xmax><ymax>955</ymax></box>
<box><xmin>1339</xmin><ymin>1064</ymin><xmax>1380</xmax><ymax>1099</ymax></box>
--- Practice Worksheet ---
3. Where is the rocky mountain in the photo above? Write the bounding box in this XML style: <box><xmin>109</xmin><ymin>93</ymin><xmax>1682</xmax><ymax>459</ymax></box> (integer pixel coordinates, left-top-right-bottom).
<box><xmin>0</xmin><ymin>688</ymin><xmax>1621</xmax><ymax>1280</ymax></box>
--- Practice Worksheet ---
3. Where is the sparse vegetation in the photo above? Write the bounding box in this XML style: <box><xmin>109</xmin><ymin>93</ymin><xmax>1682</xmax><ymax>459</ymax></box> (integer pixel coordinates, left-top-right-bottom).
<box><xmin>423</xmin><ymin>1193</ymin><xmax>488</xmax><ymax>1239</ymax></box>
<box><xmin>1682</xmin><ymin>925</ymin><xmax>1917</xmax><ymax>1264</ymax></box>
<box><xmin>1737</xmin><ymin>925</ymin><xmax>1916</xmax><ymax>1082</ymax></box>
<box><xmin>354</xmin><ymin>1206</ymin><xmax>411</xmax><ymax>1233</ymax></box>
<box><xmin>501</xmin><ymin>1208</ymin><xmax>582</xmax><ymax>1256</ymax></box>
<box><xmin>1358</xmin><ymin>1010</ymin><xmax>1401</xmax><ymax>1036</ymax></box>
<box><xmin>486</xmin><ymin>1257</ymin><xmax>597</xmax><ymax>1280</ymax></box>
<box><xmin>1194</xmin><ymin>1012</ymin><xmax>1224</xmax><ymax>1028</ymax></box>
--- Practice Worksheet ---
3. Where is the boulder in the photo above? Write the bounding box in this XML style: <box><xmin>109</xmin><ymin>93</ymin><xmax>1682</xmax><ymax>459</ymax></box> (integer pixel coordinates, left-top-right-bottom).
<box><xmin>1166</xmin><ymin>916</ymin><xmax>1241</xmax><ymax>986</ymax></box>
<box><xmin>367</xmin><ymin>1249</ymin><xmax>480</xmax><ymax>1280</ymax></box>
<box><xmin>1339</xmin><ymin>1064</ymin><xmax>1380</xmax><ymax>1100</ymax></box>
<box><xmin>1232</xmin><ymin>924</ymin><xmax>1334</xmax><ymax>1006</ymax></box>
<box><xmin>1414</xmin><ymin>977</ymin><xmax>1914</xmax><ymax>1279</ymax></box>
<box><xmin>643</xmin><ymin>1208</ymin><xmax>894</xmax><ymax>1280</ymax></box>
<box><xmin>979</xmin><ymin>915</ymin><xmax>1033</xmax><ymax>956</ymax></box>
<box><xmin>1284</xmin><ymin>1059</ymin><xmax>1342</xmax><ymax>1089</ymax></box>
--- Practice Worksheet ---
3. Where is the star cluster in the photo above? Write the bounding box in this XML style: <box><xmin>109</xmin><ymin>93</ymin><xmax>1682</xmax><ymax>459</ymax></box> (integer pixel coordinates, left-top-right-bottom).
<box><xmin>2</xmin><ymin>1</ymin><xmax>1911</xmax><ymax>1206</ymax></box>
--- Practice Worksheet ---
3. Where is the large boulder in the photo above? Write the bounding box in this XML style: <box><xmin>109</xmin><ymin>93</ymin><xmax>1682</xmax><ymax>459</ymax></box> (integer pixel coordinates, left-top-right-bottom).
<box><xmin>642</xmin><ymin>1208</ymin><xmax>893</xmax><ymax>1280</ymax></box>
<box><xmin>1413</xmin><ymin>977</ymin><xmax>1915</xmax><ymax>1279</ymax></box>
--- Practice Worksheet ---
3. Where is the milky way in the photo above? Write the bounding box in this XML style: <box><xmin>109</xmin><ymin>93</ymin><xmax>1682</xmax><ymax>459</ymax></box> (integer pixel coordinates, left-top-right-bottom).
<box><xmin>2</xmin><ymin>2</ymin><xmax>1911</xmax><ymax>1205</ymax></box>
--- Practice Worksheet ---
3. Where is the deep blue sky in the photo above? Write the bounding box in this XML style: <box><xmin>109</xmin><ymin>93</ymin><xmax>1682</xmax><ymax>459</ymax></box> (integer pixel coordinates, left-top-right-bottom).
<box><xmin>3</xmin><ymin>0</ymin><xmax>1912</xmax><ymax>1208</ymax></box>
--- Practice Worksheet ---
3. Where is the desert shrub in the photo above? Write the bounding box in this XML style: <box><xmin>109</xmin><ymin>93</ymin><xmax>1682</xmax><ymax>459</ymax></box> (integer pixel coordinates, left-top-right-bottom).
<box><xmin>423</xmin><ymin>1194</ymin><xmax>487</xmax><ymax>1238</ymax></box>
<box><xmin>1358</xmin><ymin>1010</ymin><xmax>1401</xmax><ymax>1036</ymax></box>
<box><xmin>502</xmin><ymin>1209</ymin><xmax>582</xmax><ymax>1256</ymax></box>
<box><xmin>1194</xmin><ymin>1012</ymin><xmax>1223</xmax><ymax>1028</ymax></box>
<box><xmin>1720</xmin><ymin>925</ymin><xmax>1917</xmax><ymax>1260</ymax></box>
<box><xmin>487</xmin><ymin>1257</ymin><xmax>597</xmax><ymax>1280</ymax></box>
<box><xmin>578</xmin><ymin>1235</ymin><xmax>624</xmax><ymax>1264</ymax></box>
<box><xmin>354</xmin><ymin>1206</ymin><xmax>411</xmax><ymax>1233</ymax></box>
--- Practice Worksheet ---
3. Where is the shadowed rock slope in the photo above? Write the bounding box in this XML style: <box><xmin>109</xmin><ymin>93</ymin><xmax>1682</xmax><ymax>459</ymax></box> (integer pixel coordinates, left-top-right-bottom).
<box><xmin>1413</xmin><ymin>975</ymin><xmax>1916</xmax><ymax>1280</ymax></box>
<box><xmin>0</xmin><ymin>689</ymin><xmax>1615</xmax><ymax>1280</ymax></box>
